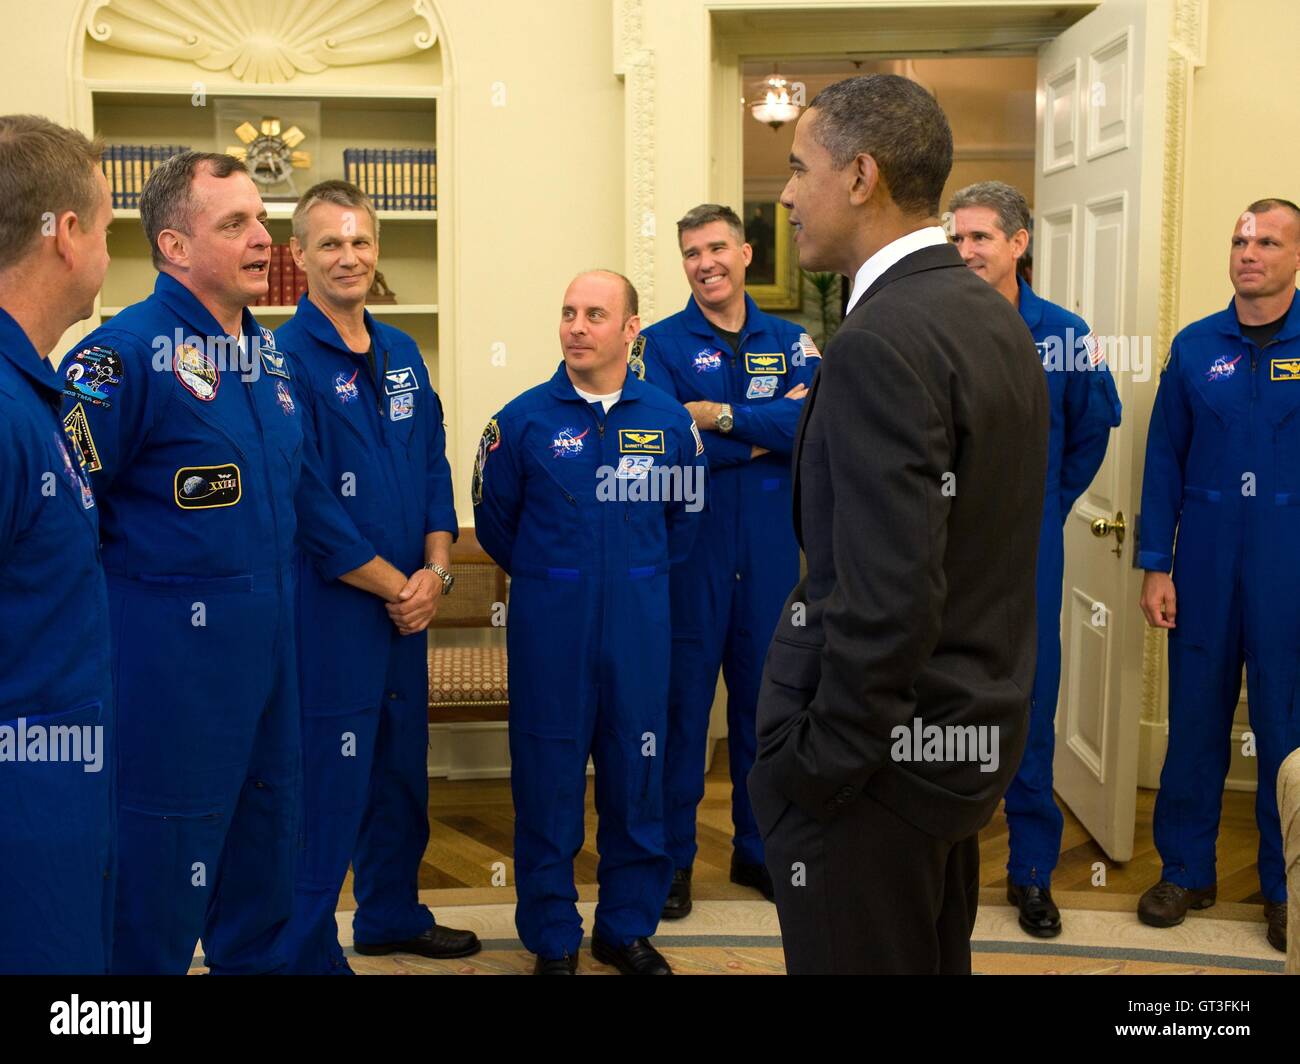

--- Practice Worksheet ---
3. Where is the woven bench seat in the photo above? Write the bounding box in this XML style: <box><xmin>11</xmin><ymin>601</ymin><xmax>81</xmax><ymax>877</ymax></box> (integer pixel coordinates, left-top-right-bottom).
<box><xmin>427</xmin><ymin>644</ymin><xmax>508</xmax><ymax>722</ymax></box>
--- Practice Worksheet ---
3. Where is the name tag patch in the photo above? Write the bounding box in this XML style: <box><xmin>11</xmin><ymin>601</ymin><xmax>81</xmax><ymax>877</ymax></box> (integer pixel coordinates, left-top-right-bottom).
<box><xmin>175</xmin><ymin>464</ymin><xmax>242</xmax><ymax>509</ymax></box>
<box><xmin>619</xmin><ymin>429</ymin><xmax>665</xmax><ymax>454</ymax></box>
<box><xmin>745</xmin><ymin>352</ymin><xmax>786</xmax><ymax>375</ymax></box>
<box><xmin>616</xmin><ymin>455</ymin><xmax>654</xmax><ymax>479</ymax></box>
<box><xmin>260</xmin><ymin>346</ymin><xmax>290</xmax><ymax>380</ymax></box>
<box><xmin>1271</xmin><ymin>357</ymin><xmax>1300</xmax><ymax>381</ymax></box>
<box><xmin>746</xmin><ymin>375</ymin><xmax>778</xmax><ymax>399</ymax></box>
<box><xmin>384</xmin><ymin>368</ymin><xmax>420</xmax><ymax>395</ymax></box>
<box><xmin>390</xmin><ymin>393</ymin><xmax>415</xmax><ymax>421</ymax></box>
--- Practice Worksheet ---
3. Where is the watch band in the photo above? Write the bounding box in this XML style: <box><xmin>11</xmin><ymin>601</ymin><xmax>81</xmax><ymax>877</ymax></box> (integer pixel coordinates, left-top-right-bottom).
<box><xmin>424</xmin><ymin>562</ymin><xmax>455</xmax><ymax>595</ymax></box>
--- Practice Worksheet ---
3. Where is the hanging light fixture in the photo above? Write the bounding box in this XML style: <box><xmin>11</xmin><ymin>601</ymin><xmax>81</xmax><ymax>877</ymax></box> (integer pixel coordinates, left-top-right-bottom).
<box><xmin>749</xmin><ymin>68</ymin><xmax>802</xmax><ymax>131</ymax></box>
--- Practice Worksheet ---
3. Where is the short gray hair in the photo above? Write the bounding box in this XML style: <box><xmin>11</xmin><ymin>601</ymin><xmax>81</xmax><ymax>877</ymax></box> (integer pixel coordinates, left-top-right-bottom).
<box><xmin>808</xmin><ymin>75</ymin><xmax>953</xmax><ymax>217</ymax></box>
<box><xmin>948</xmin><ymin>181</ymin><xmax>1032</xmax><ymax>240</ymax></box>
<box><xmin>0</xmin><ymin>115</ymin><xmax>103</xmax><ymax>264</ymax></box>
<box><xmin>677</xmin><ymin>203</ymin><xmax>744</xmax><ymax>246</ymax></box>
<box><xmin>140</xmin><ymin>151</ymin><xmax>248</xmax><ymax>269</ymax></box>
<box><xmin>293</xmin><ymin>179</ymin><xmax>379</xmax><ymax>244</ymax></box>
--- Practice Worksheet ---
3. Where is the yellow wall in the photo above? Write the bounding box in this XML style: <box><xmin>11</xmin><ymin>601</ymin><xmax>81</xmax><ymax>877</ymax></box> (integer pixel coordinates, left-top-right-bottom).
<box><xmin>433</xmin><ymin>0</ymin><xmax>624</xmax><ymax>491</ymax></box>
<box><xmin>1179</xmin><ymin>0</ymin><xmax>1300</xmax><ymax>329</ymax></box>
<box><xmin>4</xmin><ymin>0</ymin><xmax>1298</xmax><ymax>519</ymax></box>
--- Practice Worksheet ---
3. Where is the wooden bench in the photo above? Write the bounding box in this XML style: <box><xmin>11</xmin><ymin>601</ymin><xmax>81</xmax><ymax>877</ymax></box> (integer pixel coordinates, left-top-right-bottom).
<box><xmin>426</xmin><ymin>528</ymin><xmax>509</xmax><ymax>723</ymax></box>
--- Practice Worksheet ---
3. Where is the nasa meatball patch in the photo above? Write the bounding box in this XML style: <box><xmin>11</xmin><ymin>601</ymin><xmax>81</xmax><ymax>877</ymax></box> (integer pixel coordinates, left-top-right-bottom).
<box><xmin>174</xmin><ymin>464</ymin><xmax>242</xmax><ymax>509</ymax></box>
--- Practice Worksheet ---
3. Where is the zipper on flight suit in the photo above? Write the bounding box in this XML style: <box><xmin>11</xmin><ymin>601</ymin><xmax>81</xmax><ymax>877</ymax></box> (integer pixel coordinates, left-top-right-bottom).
<box><xmin>241</xmin><ymin>333</ymin><xmax>282</xmax><ymax>595</ymax></box>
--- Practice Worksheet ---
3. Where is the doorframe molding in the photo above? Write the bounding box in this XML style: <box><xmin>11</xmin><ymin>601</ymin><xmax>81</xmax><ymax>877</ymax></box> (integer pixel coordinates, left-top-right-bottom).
<box><xmin>1138</xmin><ymin>0</ymin><xmax>1213</xmax><ymax>788</ymax></box>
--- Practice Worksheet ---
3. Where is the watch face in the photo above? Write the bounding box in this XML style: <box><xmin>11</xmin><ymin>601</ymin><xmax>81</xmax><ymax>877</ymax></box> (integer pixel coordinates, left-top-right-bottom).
<box><xmin>442</xmin><ymin>573</ymin><xmax>455</xmax><ymax>595</ymax></box>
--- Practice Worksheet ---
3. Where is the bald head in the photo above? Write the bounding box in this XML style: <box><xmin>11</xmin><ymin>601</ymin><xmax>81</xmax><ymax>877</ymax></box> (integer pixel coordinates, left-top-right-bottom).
<box><xmin>560</xmin><ymin>269</ymin><xmax>641</xmax><ymax>382</ymax></box>
<box><xmin>570</xmin><ymin>269</ymin><xmax>639</xmax><ymax>322</ymax></box>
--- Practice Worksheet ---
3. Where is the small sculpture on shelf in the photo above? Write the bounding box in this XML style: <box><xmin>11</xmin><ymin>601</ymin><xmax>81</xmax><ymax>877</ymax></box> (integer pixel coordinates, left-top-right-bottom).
<box><xmin>367</xmin><ymin>272</ymin><xmax>398</xmax><ymax>305</ymax></box>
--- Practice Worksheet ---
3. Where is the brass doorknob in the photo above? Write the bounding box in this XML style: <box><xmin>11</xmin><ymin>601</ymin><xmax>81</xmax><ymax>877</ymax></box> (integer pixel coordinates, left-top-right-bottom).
<box><xmin>1090</xmin><ymin>511</ymin><xmax>1125</xmax><ymax>556</ymax></box>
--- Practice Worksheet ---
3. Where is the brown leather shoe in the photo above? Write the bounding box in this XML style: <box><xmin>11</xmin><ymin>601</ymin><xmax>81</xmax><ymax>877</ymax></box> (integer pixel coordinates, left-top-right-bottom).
<box><xmin>1137</xmin><ymin>880</ymin><xmax>1216</xmax><ymax>928</ymax></box>
<box><xmin>1264</xmin><ymin>901</ymin><xmax>1287</xmax><ymax>953</ymax></box>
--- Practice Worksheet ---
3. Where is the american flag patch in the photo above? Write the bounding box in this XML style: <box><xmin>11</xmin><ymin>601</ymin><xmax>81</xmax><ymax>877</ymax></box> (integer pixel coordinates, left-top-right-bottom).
<box><xmin>1083</xmin><ymin>333</ymin><xmax>1106</xmax><ymax>367</ymax></box>
<box><xmin>798</xmin><ymin>333</ymin><xmax>822</xmax><ymax>362</ymax></box>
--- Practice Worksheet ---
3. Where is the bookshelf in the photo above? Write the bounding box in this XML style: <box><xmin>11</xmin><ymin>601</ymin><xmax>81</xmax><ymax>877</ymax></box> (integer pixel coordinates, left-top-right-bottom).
<box><xmin>87</xmin><ymin>87</ymin><xmax>444</xmax><ymax>390</ymax></box>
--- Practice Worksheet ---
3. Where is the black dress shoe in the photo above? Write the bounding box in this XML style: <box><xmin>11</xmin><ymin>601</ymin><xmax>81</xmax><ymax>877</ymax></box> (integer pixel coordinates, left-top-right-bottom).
<box><xmin>661</xmin><ymin>867</ymin><xmax>693</xmax><ymax>921</ymax></box>
<box><xmin>353</xmin><ymin>924</ymin><xmax>482</xmax><ymax>959</ymax></box>
<box><xmin>730</xmin><ymin>853</ymin><xmax>775</xmax><ymax>901</ymax></box>
<box><xmin>533</xmin><ymin>953</ymin><xmax>579</xmax><ymax>975</ymax></box>
<box><xmin>590</xmin><ymin>935</ymin><xmax>673</xmax><ymax>975</ymax></box>
<box><xmin>1264</xmin><ymin>900</ymin><xmax>1287</xmax><ymax>953</ymax></box>
<box><xmin>1007</xmin><ymin>881</ymin><xmax>1062</xmax><ymax>938</ymax></box>
<box><xmin>1137</xmin><ymin>880</ymin><xmax>1216</xmax><ymax>928</ymax></box>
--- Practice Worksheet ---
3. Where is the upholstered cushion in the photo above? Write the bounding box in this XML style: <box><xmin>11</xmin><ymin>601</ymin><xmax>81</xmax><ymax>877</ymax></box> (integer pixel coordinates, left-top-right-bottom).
<box><xmin>428</xmin><ymin>645</ymin><xmax>508</xmax><ymax>721</ymax></box>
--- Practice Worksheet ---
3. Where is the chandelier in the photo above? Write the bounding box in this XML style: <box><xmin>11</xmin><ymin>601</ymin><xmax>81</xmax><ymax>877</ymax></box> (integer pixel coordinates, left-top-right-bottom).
<box><xmin>749</xmin><ymin>71</ymin><xmax>802</xmax><ymax>131</ymax></box>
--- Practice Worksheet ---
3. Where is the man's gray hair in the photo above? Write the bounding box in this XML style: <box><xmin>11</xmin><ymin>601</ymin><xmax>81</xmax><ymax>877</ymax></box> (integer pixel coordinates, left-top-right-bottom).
<box><xmin>293</xmin><ymin>179</ymin><xmax>379</xmax><ymax>244</ymax></box>
<box><xmin>676</xmin><ymin>203</ymin><xmax>744</xmax><ymax>246</ymax></box>
<box><xmin>0</xmin><ymin>115</ymin><xmax>104</xmax><ymax>265</ymax></box>
<box><xmin>948</xmin><ymin>181</ymin><xmax>1032</xmax><ymax>241</ymax></box>
<box><xmin>808</xmin><ymin>74</ymin><xmax>953</xmax><ymax>217</ymax></box>
<box><xmin>140</xmin><ymin>150</ymin><xmax>248</xmax><ymax>269</ymax></box>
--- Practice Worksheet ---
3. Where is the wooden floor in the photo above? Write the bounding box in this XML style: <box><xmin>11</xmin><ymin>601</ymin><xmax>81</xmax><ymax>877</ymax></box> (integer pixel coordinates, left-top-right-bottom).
<box><xmin>341</xmin><ymin>740</ymin><xmax>1270</xmax><ymax>907</ymax></box>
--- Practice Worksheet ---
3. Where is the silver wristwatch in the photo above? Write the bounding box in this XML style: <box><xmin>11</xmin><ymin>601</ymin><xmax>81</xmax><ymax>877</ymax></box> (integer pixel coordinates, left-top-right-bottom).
<box><xmin>424</xmin><ymin>562</ymin><xmax>455</xmax><ymax>595</ymax></box>
<box><xmin>715</xmin><ymin>403</ymin><xmax>735</xmax><ymax>433</ymax></box>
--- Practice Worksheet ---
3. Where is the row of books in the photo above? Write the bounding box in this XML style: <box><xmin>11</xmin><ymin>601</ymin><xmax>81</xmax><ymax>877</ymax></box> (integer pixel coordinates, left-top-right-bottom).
<box><xmin>343</xmin><ymin>148</ymin><xmax>437</xmax><ymax>211</ymax></box>
<box><xmin>252</xmin><ymin>245</ymin><xmax>309</xmax><ymax>308</ymax></box>
<box><xmin>102</xmin><ymin>145</ymin><xmax>190</xmax><ymax>209</ymax></box>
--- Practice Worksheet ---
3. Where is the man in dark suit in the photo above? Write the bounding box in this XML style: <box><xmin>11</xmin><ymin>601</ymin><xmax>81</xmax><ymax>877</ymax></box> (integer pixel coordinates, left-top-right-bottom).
<box><xmin>747</xmin><ymin>74</ymin><xmax>1048</xmax><ymax>975</ymax></box>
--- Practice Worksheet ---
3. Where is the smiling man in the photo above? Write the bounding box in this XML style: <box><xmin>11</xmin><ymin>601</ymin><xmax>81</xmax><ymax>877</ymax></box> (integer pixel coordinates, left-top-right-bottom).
<box><xmin>61</xmin><ymin>152</ymin><xmax>392</xmax><ymax>974</ymax></box>
<box><xmin>474</xmin><ymin>271</ymin><xmax>705</xmax><ymax>974</ymax></box>
<box><xmin>1137</xmin><ymin>198</ymin><xmax>1300</xmax><ymax>953</ymax></box>
<box><xmin>275</xmin><ymin>181</ymin><xmax>477</xmax><ymax>973</ymax></box>
<box><xmin>746</xmin><ymin>75</ymin><xmax>1047</xmax><ymax>975</ymax></box>
<box><xmin>636</xmin><ymin>205</ymin><xmax>815</xmax><ymax>918</ymax></box>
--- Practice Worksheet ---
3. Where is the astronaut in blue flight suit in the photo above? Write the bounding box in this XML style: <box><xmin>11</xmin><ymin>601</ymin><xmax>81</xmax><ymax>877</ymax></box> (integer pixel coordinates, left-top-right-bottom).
<box><xmin>275</xmin><ymin>182</ymin><xmax>479</xmax><ymax>973</ymax></box>
<box><xmin>474</xmin><ymin>271</ymin><xmax>705</xmax><ymax>975</ymax></box>
<box><xmin>0</xmin><ymin>116</ymin><xmax>115</xmax><ymax>974</ymax></box>
<box><xmin>63</xmin><ymin>153</ymin><xmax>388</xmax><ymax>975</ymax></box>
<box><xmin>950</xmin><ymin>183</ymin><xmax>1121</xmax><ymax>938</ymax></box>
<box><xmin>636</xmin><ymin>204</ymin><xmax>816</xmax><ymax>917</ymax></box>
<box><xmin>1137</xmin><ymin>198</ymin><xmax>1300</xmax><ymax>953</ymax></box>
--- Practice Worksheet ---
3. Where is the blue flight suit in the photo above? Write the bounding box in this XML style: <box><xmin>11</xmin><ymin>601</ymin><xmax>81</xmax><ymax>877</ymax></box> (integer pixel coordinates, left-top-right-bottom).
<box><xmin>473</xmin><ymin>362</ymin><xmax>705</xmax><ymax>959</ymax></box>
<box><xmin>0</xmin><ymin>308</ymin><xmax>114</xmax><ymax>974</ymax></box>
<box><xmin>1139</xmin><ymin>293</ymin><xmax>1300</xmax><ymax>904</ymax></box>
<box><xmin>638</xmin><ymin>293</ymin><xmax>814</xmax><ymax>870</ymax></box>
<box><xmin>63</xmin><ymin>273</ymin><xmax>375</xmax><ymax>974</ymax></box>
<box><xmin>274</xmin><ymin>296</ymin><xmax>458</xmax><ymax>974</ymax></box>
<box><xmin>1004</xmin><ymin>279</ymin><xmax>1121</xmax><ymax>888</ymax></box>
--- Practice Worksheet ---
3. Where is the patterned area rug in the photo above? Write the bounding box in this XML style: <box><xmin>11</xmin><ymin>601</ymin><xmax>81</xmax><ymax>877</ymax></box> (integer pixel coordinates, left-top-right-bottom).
<box><xmin>191</xmin><ymin>887</ymin><xmax>1284</xmax><ymax>974</ymax></box>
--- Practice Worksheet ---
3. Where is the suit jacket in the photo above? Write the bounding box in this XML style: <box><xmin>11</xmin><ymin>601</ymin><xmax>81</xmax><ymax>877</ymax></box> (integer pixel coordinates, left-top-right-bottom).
<box><xmin>749</xmin><ymin>242</ymin><xmax>1048</xmax><ymax>843</ymax></box>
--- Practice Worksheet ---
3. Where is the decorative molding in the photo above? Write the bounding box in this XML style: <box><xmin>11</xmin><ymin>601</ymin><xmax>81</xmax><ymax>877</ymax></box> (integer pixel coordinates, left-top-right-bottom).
<box><xmin>1141</xmin><ymin>0</ymin><xmax>1208</xmax><ymax>729</ymax></box>
<box><xmin>614</xmin><ymin>0</ymin><xmax>645</xmax><ymax>78</ymax></box>
<box><xmin>1171</xmin><ymin>0</ymin><xmax>1209</xmax><ymax>63</ymax></box>
<box><xmin>83</xmin><ymin>0</ymin><xmax>438</xmax><ymax>83</ymax></box>
<box><xmin>627</xmin><ymin>45</ymin><xmax>657</xmax><ymax>321</ymax></box>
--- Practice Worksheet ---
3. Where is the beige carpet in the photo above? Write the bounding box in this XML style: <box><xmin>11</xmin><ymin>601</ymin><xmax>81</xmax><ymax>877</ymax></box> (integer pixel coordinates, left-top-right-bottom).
<box><xmin>190</xmin><ymin>885</ymin><xmax>1285</xmax><ymax>974</ymax></box>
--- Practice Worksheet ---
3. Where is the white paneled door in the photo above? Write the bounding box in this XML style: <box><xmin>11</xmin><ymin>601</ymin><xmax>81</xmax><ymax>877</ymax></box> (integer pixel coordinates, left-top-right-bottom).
<box><xmin>1035</xmin><ymin>0</ymin><xmax>1168</xmax><ymax>862</ymax></box>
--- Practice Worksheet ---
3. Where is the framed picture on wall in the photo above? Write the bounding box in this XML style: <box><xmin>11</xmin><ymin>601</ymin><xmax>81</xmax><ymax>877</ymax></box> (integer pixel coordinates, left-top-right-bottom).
<box><xmin>743</xmin><ymin>200</ymin><xmax>802</xmax><ymax>312</ymax></box>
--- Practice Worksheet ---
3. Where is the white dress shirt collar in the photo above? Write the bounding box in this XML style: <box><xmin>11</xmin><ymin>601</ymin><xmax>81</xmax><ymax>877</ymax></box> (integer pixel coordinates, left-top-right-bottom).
<box><xmin>844</xmin><ymin>225</ymin><xmax>950</xmax><ymax>316</ymax></box>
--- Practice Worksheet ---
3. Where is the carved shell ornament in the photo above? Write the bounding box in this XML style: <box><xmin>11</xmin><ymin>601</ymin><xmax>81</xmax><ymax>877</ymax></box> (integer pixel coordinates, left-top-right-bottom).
<box><xmin>84</xmin><ymin>0</ymin><xmax>439</xmax><ymax>83</ymax></box>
